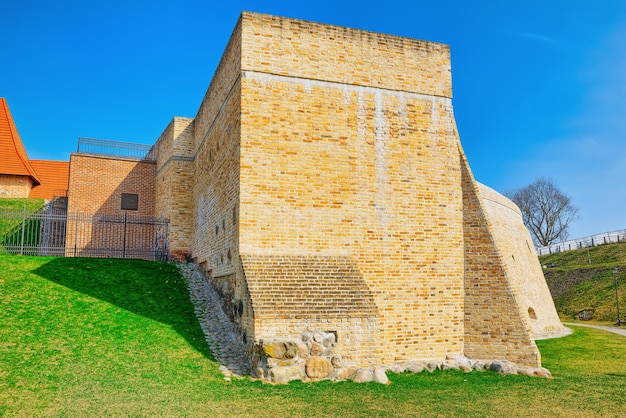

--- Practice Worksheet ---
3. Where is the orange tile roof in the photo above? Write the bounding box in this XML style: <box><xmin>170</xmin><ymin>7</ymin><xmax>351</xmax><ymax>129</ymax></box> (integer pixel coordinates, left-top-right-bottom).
<box><xmin>0</xmin><ymin>98</ymin><xmax>41</xmax><ymax>186</ymax></box>
<box><xmin>28</xmin><ymin>160</ymin><xmax>70</xmax><ymax>199</ymax></box>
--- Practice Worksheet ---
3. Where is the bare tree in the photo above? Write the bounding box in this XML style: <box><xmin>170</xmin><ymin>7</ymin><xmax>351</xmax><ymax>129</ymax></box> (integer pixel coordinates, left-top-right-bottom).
<box><xmin>506</xmin><ymin>177</ymin><xmax>579</xmax><ymax>247</ymax></box>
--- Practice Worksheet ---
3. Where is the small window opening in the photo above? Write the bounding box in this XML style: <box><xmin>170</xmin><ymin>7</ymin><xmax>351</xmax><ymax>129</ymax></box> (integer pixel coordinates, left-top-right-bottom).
<box><xmin>528</xmin><ymin>307</ymin><xmax>537</xmax><ymax>320</ymax></box>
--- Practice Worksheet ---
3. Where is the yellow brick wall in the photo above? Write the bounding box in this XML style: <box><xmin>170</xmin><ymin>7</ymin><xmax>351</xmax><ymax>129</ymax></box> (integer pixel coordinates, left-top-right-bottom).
<box><xmin>0</xmin><ymin>175</ymin><xmax>33</xmax><ymax>198</ymax></box>
<box><xmin>191</xmin><ymin>79</ymin><xmax>241</xmax><ymax>274</ymax></box>
<box><xmin>153</xmin><ymin>117</ymin><xmax>195</xmax><ymax>259</ymax></box>
<box><xmin>234</xmin><ymin>13</ymin><xmax>466</xmax><ymax>364</ymax></box>
<box><xmin>157</xmin><ymin>12</ymin><xmax>546</xmax><ymax>369</ymax></box>
<box><xmin>478</xmin><ymin>183</ymin><xmax>569</xmax><ymax>340</ymax></box>
<box><xmin>461</xmin><ymin>157</ymin><xmax>540</xmax><ymax>367</ymax></box>
<box><xmin>240</xmin><ymin>12</ymin><xmax>451</xmax><ymax>98</ymax></box>
<box><xmin>239</xmin><ymin>73</ymin><xmax>465</xmax><ymax>363</ymax></box>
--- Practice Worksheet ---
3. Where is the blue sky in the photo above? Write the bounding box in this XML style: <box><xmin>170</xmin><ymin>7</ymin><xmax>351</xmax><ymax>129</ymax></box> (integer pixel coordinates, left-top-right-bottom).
<box><xmin>1</xmin><ymin>0</ymin><xmax>625</xmax><ymax>239</ymax></box>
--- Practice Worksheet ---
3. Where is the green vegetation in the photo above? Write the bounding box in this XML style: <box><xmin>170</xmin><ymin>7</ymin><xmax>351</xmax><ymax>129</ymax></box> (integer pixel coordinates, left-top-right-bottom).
<box><xmin>1</xmin><ymin>253</ymin><xmax>626</xmax><ymax>417</ymax></box>
<box><xmin>540</xmin><ymin>242</ymin><xmax>626</xmax><ymax>321</ymax></box>
<box><xmin>0</xmin><ymin>197</ymin><xmax>45</xmax><ymax>212</ymax></box>
<box><xmin>0</xmin><ymin>198</ymin><xmax>46</xmax><ymax>253</ymax></box>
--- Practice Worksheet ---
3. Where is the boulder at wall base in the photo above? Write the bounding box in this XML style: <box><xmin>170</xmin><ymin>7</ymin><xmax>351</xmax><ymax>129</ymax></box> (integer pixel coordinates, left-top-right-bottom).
<box><xmin>335</xmin><ymin>366</ymin><xmax>358</xmax><ymax>381</ymax></box>
<box><xmin>534</xmin><ymin>368</ymin><xmax>552</xmax><ymax>379</ymax></box>
<box><xmin>353</xmin><ymin>368</ymin><xmax>374</xmax><ymax>383</ymax></box>
<box><xmin>269</xmin><ymin>365</ymin><xmax>304</xmax><ymax>384</ymax></box>
<box><xmin>305</xmin><ymin>356</ymin><xmax>334</xmax><ymax>380</ymax></box>
<box><xmin>262</xmin><ymin>341</ymin><xmax>298</xmax><ymax>359</ymax></box>
<box><xmin>489</xmin><ymin>362</ymin><xmax>503</xmax><ymax>373</ymax></box>
<box><xmin>489</xmin><ymin>361</ymin><xmax>517</xmax><ymax>375</ymax></box>
<box><xmin>373</xmin><ymin>367</ymin><xmax>389</xmax><ymax>384</ymax></box>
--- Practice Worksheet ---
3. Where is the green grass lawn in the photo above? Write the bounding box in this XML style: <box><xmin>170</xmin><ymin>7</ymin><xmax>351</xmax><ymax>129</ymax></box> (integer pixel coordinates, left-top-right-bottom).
<box><xmin>2</xmin><ymin>254</ymin><xmax>626</xmax><ymax>417</ymax></box>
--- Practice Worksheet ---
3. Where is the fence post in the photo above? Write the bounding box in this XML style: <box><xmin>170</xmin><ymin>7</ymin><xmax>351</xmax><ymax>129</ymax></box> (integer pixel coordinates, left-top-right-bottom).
<box><xmin>19</xmin><ymin>204</ymin><xmax>26</xmax><ymax>256</ymax></box>
<box><xmin>73</xmin><ymin>211</ymin><xmax>79</xmax><ymax>257</ymax></box>
<box><xmin>123</xmin><ymin>212</ymin><xmax>127</xmax><ymax>259</ymax></box>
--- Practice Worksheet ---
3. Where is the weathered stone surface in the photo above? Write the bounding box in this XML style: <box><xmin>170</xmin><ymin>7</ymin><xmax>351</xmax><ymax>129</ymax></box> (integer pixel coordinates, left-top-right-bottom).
<box><xmin>270</xmin><ymin>365</ymin><xmax>304</xmax><ymax>384</ymax></box>
<box><xmin>517</xmin><ymin>366</ymin><xmax>535</xmax><ymax>376</ymax></box>
<box><xmin>354</xmin><ymin>368</ymin><xmax>374</xmax><ymax>383</ymax></box>
<box><xmin>263</xmin><ymin>341</ymin><xmax>298</xmax><ymax>359</ymax></box>
<box><xmin>426</xmin><ymin>361</ymin><xmax>439</xmax><ymax>372</ymax></box>
<box><xmin>373</xmin><ymin>367</ymin><xmax>389</xmax><ymax>384</ymax></box>
<box><xmin>441</xmin><ymin>360</ymin><xmax>458</xmax><ymax>371</ymax></box>
<box><xmin>336</xmin><ymin>366</ymin><xmax>358</xmax><ymax>381</ymax></box>
<box><xmin>301</xmin><ymin>332</ymin><xmax>312</xmax><ymax>343</ymax></box>
<box><xmin>459</xmin><ymin>364</ymin><xmax>472</xmax><ymax>373</ymax></box>
<box><xmin>406</xmin><ymin>363</ymin><xmax>426</xmax><ymax>373</ymax></box>
<box><xmin>305</xmin><ymin>356</ymin><xmax>334</xmax><ymax>379</ymax></box>
<box><xmin>500</xmin><ymin>361</ymin><xmax>518</xmax><ymax>375</ymax></box>
<box><xmin>310</xmin><ymin>342</ymin><xmax>324</xmax><ymax>356</ymax></box>
<box><xmin>489</xmin><ymin>361</ymin><xmax>503</xmax><ymax>373</ymax></box>
<box><xmin>473</xmin><ymin>360</ymin><xmax>489</xmax><ymax>371</ymax></box>
<box><xmin>297</xmin><ymin>342</ymin><xmax>309</xmax><ymax>359</ymax></box>
<box><xmin>534</xmin><ymin>368</ymin><xmax>552</xmax><ymax>379</ymax></box>
<box><xmin>387</xmin><ymin>364</ymin><xmax>405</xmax><ymax>374</ymax></box>
<box><xmin>331</xmin><ymin>355</ymin><xmax>343</xmax><ymax>368</ymax></box>
<box><xmin>323</xmin><ymin>334</ymin><xmax>335</xmax><ymax>348</ymax></box>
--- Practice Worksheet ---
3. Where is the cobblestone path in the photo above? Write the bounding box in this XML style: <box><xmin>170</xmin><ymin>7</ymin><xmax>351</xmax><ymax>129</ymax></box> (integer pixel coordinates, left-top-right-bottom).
<box><xmin>178</xmin><ymin>263</ymin><xmax>251</xmax><ymax>378</ymax></box>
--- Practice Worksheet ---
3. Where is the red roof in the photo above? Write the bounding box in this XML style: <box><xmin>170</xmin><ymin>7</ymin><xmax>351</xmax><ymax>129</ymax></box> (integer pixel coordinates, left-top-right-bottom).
<box><xmin>28</xmin><ymin>160</ymin><xmax>70</xmax><ymax>199</ymax></box>
<box><xmin>0</xmin><ymin>98</ymin><xmax>41</xmax><ymax>186</ymax></box>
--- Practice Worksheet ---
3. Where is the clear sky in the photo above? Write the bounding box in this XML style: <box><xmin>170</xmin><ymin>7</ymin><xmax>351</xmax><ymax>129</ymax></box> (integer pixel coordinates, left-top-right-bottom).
<box><xmin>2</xmin><ymin>0</ymin><xmax>625</xmax><ymax>239</ymax></box>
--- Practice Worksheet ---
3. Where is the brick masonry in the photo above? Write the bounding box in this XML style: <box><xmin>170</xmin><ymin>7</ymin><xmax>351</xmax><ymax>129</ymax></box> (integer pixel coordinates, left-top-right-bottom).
<box><xmin>66</xmin><ymin>153</ymin><xmax>156</xmax><ymax>255</ymax></box>
<box><xmin>0</xmin><ymin>175</ymin><xmax>33</xmax><ymax>198</ymax></box>
<box><xmin>65</xmin><ymin>12</ymin><xmax>566</xmax><ymax>371</ymax></box>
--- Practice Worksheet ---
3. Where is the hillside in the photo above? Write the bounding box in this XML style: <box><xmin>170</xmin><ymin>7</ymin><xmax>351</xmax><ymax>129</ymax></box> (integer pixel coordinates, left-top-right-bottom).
<box><xmin>539</xmin><ymin>242</ymin><xmax>626</xmax><ymax>322</ymax></box>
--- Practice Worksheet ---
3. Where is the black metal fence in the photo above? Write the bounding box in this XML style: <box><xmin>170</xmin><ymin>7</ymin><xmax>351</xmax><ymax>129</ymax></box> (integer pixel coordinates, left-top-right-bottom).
<box><xmin>0</xmin><ymin>205</ymin><xmax>169</xmax><ymax>261</ymax></box>
<box><xmin>536</xmin><ymin>229</ymin><xmax>626</xmax><ymax>256</ymax></box>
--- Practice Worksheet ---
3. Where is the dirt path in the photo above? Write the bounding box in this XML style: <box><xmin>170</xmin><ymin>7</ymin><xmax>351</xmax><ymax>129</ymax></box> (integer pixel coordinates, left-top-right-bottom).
<box><xmin>563</xmin><ymin>322</ymin><xmax>626</xmax><ymax>337</ymax></box>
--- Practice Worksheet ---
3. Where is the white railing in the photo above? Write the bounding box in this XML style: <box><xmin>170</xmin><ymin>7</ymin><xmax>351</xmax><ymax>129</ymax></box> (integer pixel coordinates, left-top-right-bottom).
<box><xmin>536</xmin><ymin>229</ymin><xmax>626</xmax><ymax>255</ymax></box>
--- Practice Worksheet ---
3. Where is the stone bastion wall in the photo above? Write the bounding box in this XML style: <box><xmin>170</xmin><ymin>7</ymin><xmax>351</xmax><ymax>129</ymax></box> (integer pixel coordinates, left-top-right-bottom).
<box><xmin>143</xmin><ymin>12</ymin><xmax>561</xmax><ymax>379</ymax></box>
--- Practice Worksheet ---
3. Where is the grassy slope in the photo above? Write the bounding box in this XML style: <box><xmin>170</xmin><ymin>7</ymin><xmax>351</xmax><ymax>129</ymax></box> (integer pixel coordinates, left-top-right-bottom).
<box><xmin>0</xmin><ymin>198</ymin><xmax>45</xmax><ymax>212</ymax></box>
<box><xmin>540</xmin><ymin>242</ymin><xmax>626</xmax><ymax>321</ymax></box>
<box><xmin>1</xmin><ymin>254</ymin><xmax>626</xmax><ymax>417</ymax></box>
<box><xmin>0</xmin><ymin>197</ymin><xmax>45</xmax><ymax>228</ymax></box>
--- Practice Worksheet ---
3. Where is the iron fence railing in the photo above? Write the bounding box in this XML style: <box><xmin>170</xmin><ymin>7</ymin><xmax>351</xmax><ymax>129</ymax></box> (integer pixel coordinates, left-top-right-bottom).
<box><xmin>76</xmin><ymin>137</ymin><xmax>156</xmax><ymax>161</ymax></box>
<box><xmin>536</xmin><ymin>229</ymin><xmax>626</xmax><ymax>256</ymax></box>
<box><xmin>0</xmin><ymin>205</ymin><xmax>169</xmax><ymax>261</ymax></box>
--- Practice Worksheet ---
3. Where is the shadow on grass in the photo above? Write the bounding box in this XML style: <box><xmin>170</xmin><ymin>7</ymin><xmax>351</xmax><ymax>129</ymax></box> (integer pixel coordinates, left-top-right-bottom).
<box><xmin>32</xmin><ymin>257</ymin><xmax>215</xmax><ymax>360</ymax></box>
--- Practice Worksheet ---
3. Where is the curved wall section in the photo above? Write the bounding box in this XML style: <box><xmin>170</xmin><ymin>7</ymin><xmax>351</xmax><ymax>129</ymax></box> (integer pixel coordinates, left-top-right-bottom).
<box><xmin>477</xmin><ymin>183</ymin><xmax>570</xmax><ymax>339</ymax></box>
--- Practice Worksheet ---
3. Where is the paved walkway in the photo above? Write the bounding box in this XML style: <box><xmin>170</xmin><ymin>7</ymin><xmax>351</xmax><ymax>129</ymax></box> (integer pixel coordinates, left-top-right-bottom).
<box><xmin>178</xmin><ymin>263</ymin><xmax>251</xmax><ymax>378</ymax></box>
<box><xmin>563</xmin><ymin>322</ymin><xmax>626</xmax><ymax>337</ymax></box>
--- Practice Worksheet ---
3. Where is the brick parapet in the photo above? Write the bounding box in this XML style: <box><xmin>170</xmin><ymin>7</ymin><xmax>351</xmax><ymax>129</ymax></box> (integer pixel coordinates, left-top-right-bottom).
<box><xmin>240</xmin><ymin>11</ymin><xmax>451</xmax><ymax>98</ymax></box>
